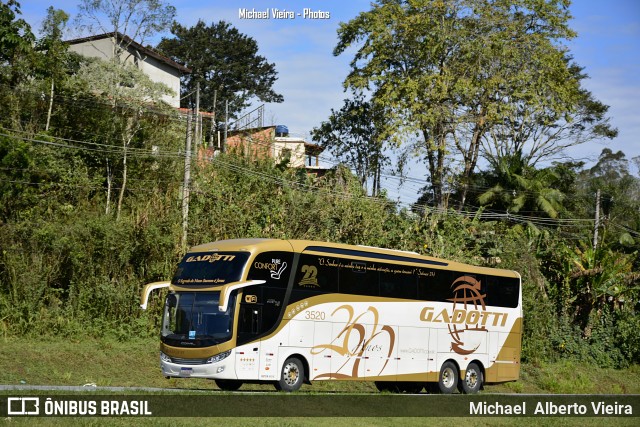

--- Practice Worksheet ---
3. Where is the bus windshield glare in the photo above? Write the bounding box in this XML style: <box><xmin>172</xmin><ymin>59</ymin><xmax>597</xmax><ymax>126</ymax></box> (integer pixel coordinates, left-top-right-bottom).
<box><xmin>162</xmin><ymin>291</ymin><xmax>237</xmax><ymax>346</ymax></box>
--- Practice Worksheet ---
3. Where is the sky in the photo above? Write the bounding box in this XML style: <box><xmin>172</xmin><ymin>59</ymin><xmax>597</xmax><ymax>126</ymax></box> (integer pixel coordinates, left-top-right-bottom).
<box><xmin>20</xmin><ymin>1</ymin><xmax>640</xmax><ymax>205</ymax></box>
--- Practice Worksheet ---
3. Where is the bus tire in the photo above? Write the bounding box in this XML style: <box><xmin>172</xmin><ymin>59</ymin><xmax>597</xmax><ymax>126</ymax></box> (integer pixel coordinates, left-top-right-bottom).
<box><xmin>276</xmin><ymin>357</ymin><xmax>304</xmax><ymax>392</ymax></box>
<box><xmin>438</xmin><ymin>361</ymin><xmax>458</xmax><ymax>394</ymax></box>
<box><xmin>460</xmin><ymin>362</ymin><xmax>483</xmax><ymax>394</ymax></box>
<box><xmin>215</xmin><ymin>379</ymin><xmax>243</xmax><ymax>391</ymax></box>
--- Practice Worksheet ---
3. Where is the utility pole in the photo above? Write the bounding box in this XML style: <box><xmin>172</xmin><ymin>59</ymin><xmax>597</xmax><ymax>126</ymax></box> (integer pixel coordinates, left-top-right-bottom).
<box><xmin>593</xmin><ymin>188</ymin><xmax>601</xmax><ymax>250</ymax></box>
<box><xmin>181</xmin><ymin>112</ymin><xmax>193</xmax><ymax>251</ymax></box>
<box><xmin>223</xmin><ymin>99</ymin><xmax>228</xmax><ymax>153</ymax></box>
<box><xmin>209</xmin><ymin>90</ymin><xmax>217</xmax><ymax>148</ymax></box>
<box><xmin>194</xmin><ymin>82</ymin><xmax>200</xmax><ymax>157</ymax></box>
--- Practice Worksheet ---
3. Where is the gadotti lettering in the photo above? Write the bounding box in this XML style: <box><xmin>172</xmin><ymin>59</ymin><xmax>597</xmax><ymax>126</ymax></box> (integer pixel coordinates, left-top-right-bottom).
<box><xmin>419</xmin><ymin>307</ymin><xmax>508</xmax><ymax>327</ymax></box>
<box><xmin>186</xmin><ymin>254</ymin><xmax>236</xmax><ymax>262</ymax></box>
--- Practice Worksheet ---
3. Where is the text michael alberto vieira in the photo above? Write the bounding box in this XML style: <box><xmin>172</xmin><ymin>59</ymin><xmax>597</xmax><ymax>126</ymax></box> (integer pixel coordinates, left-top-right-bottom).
<box><xmin>239</xmin><ymin>8</ymin><xmax>330</xmax><ymax>19</ymax></box>
<box><xmin>470</xmin><ymin>400</ymin><xmax>633</xmax><ymax>416</ymax></box>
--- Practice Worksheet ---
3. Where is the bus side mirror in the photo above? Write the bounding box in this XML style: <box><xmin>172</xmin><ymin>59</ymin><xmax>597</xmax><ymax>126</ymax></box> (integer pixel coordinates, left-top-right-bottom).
<box><xmin>218</xmin><ymin>280</ymin><xmax>266</xmax><ymax>311</ymax></box>
<box><xmin>140</xmin><ymin>281</ymin><xmax>171</xmax><ymax>309</ymax></box>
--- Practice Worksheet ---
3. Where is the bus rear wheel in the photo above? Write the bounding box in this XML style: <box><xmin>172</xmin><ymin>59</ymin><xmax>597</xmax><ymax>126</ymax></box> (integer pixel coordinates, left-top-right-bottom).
<box><xmin>460</xmin><ymin>362</ymin><xmax>483</xmax><ymax>394</ymax></box>
<box><xmin>275</xmin><ymin>357</ymin><xmax>304</xmax><ymax>392</ymax></box>
<box><xmin>215</xmin><ymin>379</ymin><xmax>243</xmax><ymax>391</ymax></box>
<box><xmin>438</xmin><ymin>361</ymin><xmax>459</xmax><ymax>394</ymax></box>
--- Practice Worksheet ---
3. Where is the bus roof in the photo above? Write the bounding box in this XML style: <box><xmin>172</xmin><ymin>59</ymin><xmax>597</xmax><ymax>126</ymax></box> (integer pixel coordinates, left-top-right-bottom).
<box><xmin>188</xmin><ymin>238</ymin><xmax>519</xmax><ymax>278</ymax></box>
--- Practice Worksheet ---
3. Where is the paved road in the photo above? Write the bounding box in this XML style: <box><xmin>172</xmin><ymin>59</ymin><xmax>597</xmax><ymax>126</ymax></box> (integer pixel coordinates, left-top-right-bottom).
<box><xmin>0</xmin><ymin>384</ymin><xmax>213</xmax><ymax>393</ymax></box>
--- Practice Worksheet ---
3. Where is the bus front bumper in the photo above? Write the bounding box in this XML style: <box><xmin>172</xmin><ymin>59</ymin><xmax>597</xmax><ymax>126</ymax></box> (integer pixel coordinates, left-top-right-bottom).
<box><xmin>160</xmin><ymin>350</ymin><xmax>235</xmax><ymax>379</ymax></box>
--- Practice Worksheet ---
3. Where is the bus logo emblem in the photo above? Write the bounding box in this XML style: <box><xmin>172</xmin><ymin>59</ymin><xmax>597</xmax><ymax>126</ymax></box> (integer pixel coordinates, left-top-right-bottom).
<box><xmin>448</xmin><ymin>276</ymin><xmax>488</xmax><ymax>355</ymax></box>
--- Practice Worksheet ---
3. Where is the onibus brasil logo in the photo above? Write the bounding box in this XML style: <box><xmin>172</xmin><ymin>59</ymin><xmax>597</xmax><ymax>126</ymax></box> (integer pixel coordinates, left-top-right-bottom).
<box><xmin>419</xmin><ymin>276</ymin><xmax>508</xmax><ymax>355</ymax></box>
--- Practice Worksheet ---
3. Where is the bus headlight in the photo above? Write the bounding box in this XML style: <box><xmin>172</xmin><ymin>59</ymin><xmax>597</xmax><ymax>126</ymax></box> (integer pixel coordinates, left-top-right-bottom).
<box><xmin>160</xmin><ymin>352</ymin><xmax>171</xmax><ymax>363</ymax></box>
<box><xmin>206</xmin><ymin>350</ymin><xmax>231</xmax><ymax>364</ymax></box>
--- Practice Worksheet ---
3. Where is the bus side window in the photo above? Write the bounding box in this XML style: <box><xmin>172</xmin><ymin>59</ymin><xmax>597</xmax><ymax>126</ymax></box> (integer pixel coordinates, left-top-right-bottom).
<box><xmin>485</xmin><ymin>276</ymin><xmax>519</xmax><ymax>308</ymax></box>
<box><xmin>380</xmin><ymin>271</ymin><xmax>417</xmax><ymax>299</ymax></box>
<box><xmin>339</xmin><ymin>262</ymin><xmax>378</xmax><ymax>296</ymax></box>
<box><xmin>250</xmin><ymin>307</ymin><xmax>261</xmax><ymax>334</ymax></box>
<box><xmin>417</xmin><ymin>271</ymin><xmax>452</xmax><ymax>302</ymax></box>
<box><xmin>238</xmin><ymin>304</ymin><xmax>262</xmax><ymax>336</ymax></box>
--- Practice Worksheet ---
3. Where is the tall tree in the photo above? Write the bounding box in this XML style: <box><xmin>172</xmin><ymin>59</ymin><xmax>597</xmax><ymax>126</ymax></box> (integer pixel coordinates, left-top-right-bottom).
<box><xmin>483</xmin><ymin>58</ymin><xmax>618</xmax><ymax>169</ymax></box>
<box><xmin>311</xmin><ymin>93</ymin><xmax>388</xmax><ymax>196</ymax></box>
<box><xmin>75</xmin><ymin>0</ymin><xmax>175</xmax><ymax>45</ymax></box>
<box><xmin>0</xmin><ymin>0</ymin><xmax>34</xmax><ymax>88</ymax></box>
<box><xmin>75</xmin><ymin>0</ymin><xmax>175</xmax><ymax>73</ymax></box>
<box><xmin>334</xmin><ymin>0</ymin><xmax>614</xmax><ymax>209</ymax></box>
<box><xmin>73</xmin><ymin>59</ymin><xmax>173</xmax><ymax>219</ymax></box>
<box><xmin>74</xmin><ymin>0</ymin><xmax>176</xmax><ymax>218</ymax></box>
<box><xmin>577</xmin><ymin>149</ymin><xmax>640</xmax><ymax>249</ymax></box>
<box><xmin>35</xmin><ymin>7</ymin><xmax>71</xmax><ymax>131</ymax></box>
<box><xmin>157</xmin><ymin>20</ymin><xmax>284</xmax><ymax>120</ymax></box>
<box><xmin>0</xmin><ymin>0</ymin><xmax>33</xmax><ymax>64</ymax></box>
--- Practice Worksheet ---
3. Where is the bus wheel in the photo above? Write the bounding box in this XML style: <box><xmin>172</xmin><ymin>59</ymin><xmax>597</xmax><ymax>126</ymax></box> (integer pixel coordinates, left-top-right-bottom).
<box><xmin>277</xmin><ymin>357</ymin><xmax>304</xmax><ymax>392</ymax></box>
<box><xmin>438</xmin><ymin>361</ymin><xmax>459</xmax><ymax>394</ymax></box>
<box><xmin>460</xmin><ymin>362</ymin><xmax>483</xmax><ymax>394</ymax></box>
<box><xmin>215</xmin><ymin>379</ymin><xmax>243</xmax><ymax>391</ymax></box>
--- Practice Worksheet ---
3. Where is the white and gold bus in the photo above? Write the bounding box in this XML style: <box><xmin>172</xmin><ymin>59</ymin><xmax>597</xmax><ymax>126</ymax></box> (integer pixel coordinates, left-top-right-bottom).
<box><xmin>141</xmin><ymin>238</ymin><xmax>522</xmax><ymax>393</ymax></box>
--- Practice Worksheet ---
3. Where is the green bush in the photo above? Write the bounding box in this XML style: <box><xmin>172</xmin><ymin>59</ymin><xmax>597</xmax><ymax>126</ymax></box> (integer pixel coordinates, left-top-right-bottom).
<box><xmin>0</xmin><ymin>138</ymin><xmax>638</xmax><ymax>369</ymax></box>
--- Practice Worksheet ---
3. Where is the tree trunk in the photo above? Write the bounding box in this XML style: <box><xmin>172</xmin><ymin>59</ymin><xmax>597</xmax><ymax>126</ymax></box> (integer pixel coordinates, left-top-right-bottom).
<box><xmin>423</xmin><ymin>127</ymin><xmax>447</xmax><ymax>209</ymax></box>
<box><xmin>457</xmin><ymin>119</ymin><xmax>484</xmax><ymax>211</ymax></box>
<box><xmin>105</xmin><ymin>160</ymin><xmax>112</xmax><ymax>215</ymax></box>
<box><xmin>117</xmin><ymin>117</ymin><xmax>136</xmax><ymax>220</ymax></box>
<box><xmin>45</xmin><ymin>79</ymin><xmax>54</xmax><ymax>131</ymax></box>
<box><xmin>116</xmin><ymin>137</ymin><xmax>128</xmax><ymax>221</ymax></box>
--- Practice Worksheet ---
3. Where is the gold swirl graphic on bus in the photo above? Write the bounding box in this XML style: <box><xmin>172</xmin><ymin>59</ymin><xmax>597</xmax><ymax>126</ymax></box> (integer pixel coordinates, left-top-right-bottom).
<box><xmin>310</xmin><ymin>305</ymin><xmax>395</xmax><ymax>379</ymax></box>
<box><xmin>447</xmin><ymin>276</ymin><xmax>488</xmax><ymax>355</ymax></box>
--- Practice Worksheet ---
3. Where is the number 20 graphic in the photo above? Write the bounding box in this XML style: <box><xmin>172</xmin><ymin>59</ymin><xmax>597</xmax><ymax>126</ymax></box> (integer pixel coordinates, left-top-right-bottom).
<box><xmin>311</xmin><ymin>305</ymin><xmax>395</xmax><ymax>379</ymax></box>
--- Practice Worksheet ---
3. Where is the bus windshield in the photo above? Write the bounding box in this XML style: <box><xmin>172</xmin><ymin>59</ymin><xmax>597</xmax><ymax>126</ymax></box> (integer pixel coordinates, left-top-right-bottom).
<box><xmin>161</xmin><ymin>291</ymin><xmax>236</xmax><ymax>347</ymax></box>
<box><xmin>172</xmin><ymin>252</ymin><xmax>250</xmax><ymax>286</ymax></box>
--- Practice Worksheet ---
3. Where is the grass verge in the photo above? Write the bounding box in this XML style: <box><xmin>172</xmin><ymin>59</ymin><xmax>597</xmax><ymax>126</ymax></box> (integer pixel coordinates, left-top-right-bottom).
<box><xmin>1</xmin><ymin>336</ymin><xmax>639</xmax><ymax>426</ymax></box>
<box><xmin>1</xmin><ymin>336</ymin><xmax>639</xmax><ymax>394</ymax></box>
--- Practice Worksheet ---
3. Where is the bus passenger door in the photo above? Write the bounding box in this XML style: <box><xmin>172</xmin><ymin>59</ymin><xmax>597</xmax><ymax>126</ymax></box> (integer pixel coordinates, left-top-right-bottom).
<box><xmin>235</xmin><ymin>304</ymin><xmax>262</xmax><ymax>380</ymax></box>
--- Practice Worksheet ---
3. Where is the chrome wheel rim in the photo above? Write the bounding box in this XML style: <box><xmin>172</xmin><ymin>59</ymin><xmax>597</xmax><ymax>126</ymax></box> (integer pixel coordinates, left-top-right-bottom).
<box><xmin>466</xmin><ymin>369</ymin><xmax>478</xmax><ymax>389</ymax></box>
<box><xmin>442</xmin><ymin>367</ymin><xmax>455</xmax><ymax>389</ymax></box>
<box><xmin>283</xmin><ymin>362</ymin><xmax>299</xmax><ymax>386</ymax></box>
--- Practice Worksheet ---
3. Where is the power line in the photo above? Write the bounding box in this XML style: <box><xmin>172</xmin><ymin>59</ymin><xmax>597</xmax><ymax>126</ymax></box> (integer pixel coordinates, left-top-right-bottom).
<box><xmin>1</xmin><ymin>128</ymin><xmax>637</xmax><ymax>237</ymax></box>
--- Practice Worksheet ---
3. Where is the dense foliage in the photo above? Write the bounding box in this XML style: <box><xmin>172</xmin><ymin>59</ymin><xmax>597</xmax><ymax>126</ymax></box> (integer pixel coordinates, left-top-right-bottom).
<box><xmin>0</xmin><ymin>2</ymin><xmax>638</xmax><ymax>372</ymax></box>
<box><xmin>157</xmin><ymin>20</ymin><xmax>284</xmax><ymax>119</ymax></box>
<box><xmin>334</xmin><ymin>0</ymin><xmax>617</xmax><ymax>208</ymax></box>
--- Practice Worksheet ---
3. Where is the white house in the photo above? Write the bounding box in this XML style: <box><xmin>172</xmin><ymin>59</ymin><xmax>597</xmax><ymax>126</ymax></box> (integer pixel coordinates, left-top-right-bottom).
<box><xmin>66</xmin><ymin>32</ymin><xmax>191</xmax><ymax>108</ymax></box>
